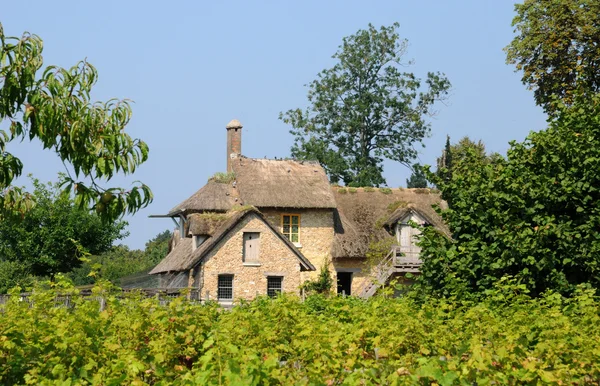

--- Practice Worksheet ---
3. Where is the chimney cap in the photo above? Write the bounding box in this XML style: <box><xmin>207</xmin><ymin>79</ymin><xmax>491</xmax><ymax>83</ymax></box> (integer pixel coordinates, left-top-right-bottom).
<box><xmin>226</xmin><ymin>119</ymin><xmax>243</xmax><ymax>130</ymax></box>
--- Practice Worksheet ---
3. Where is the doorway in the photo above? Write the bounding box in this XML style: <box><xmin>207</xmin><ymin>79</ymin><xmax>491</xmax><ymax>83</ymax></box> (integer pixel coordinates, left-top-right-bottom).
<box><xmin>337</xmin><ymin>272</ymin><xmax>352</xmax><ymax>296</ymax></box>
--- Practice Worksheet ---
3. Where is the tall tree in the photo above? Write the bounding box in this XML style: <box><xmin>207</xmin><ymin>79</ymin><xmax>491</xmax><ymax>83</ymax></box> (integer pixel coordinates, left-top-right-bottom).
<box><xmin>418</xmin><ymin>96</ymin><xmax>600</xmax><ymax>297</ymax></box>
<box><xmin>0</xmin><ymin>23</ymin><xmax>151</xmax><ymax>221</ymax></box>
<box><xmin>505</xmin><ymin>0</ymin><xmax>600</xmax><ymax>113</ymax></box>
<box><xmin>281</xmin><ymin>23</ymin><xmax>451</xmax><ymax>187</ymax></box>
<box><xmin>0</xmin><ymin>177</ymin><xmax>127</xmax><ymax>278</ymax></box>
<box><xmin>406</xmin><ymin>163</ymin><xmax>428</xmax><ymax>188</ymax></box>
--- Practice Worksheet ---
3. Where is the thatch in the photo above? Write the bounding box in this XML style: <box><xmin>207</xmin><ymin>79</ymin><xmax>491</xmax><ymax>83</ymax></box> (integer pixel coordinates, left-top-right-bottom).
<box><xmin>149</xmin><ymin>236</ymin><xmax>193</xmax><ymax>274</ymax></box>
<box><xmin>187</xmin><ymin>213</ymin><xmax>229</xmax><ymax>236</ymax></box>
<box><xmin>331</xmin><ymin>187</ymin><xmax>448</xmax><ymax>259</ymax></box>
<box><xmin>150</xmin><ymin>207</ymin><xmax>315</xmax><ymax>275</ymax></box>
<box><xmin>231</xmin><ymin>156</ymin><xmax>336</xmax><ymax>209</ymax></box>
<box><xmin>168</xmin><ymin>179</ymin><xmax>237</xmax><ymax>215</ymax></box>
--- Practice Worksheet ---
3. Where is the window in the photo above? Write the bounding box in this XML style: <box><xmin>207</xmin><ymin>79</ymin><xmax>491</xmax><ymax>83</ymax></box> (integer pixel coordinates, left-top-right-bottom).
<box><xmin>267</xmin><ymin>276</ymin><xmax>283</xmax><ymax>298</ymax></box>
<box><xmin>217</xmin><ymin>275</ymin><xmax>233</xmax><ymax>300</ymax></box>
<box><xmin>194</xmin><ymin>235</ymin><xmax>207</xmax><ymax>249</ymax></box>
<box><xmin>243</xmin><ymin>232</ymin><xmax>260</xmax><ymax>264</ymax></box>
<box><xmin>281</xmin><ymin>214</ymin><xmax>300</xmax><ymax>243</ymax></box>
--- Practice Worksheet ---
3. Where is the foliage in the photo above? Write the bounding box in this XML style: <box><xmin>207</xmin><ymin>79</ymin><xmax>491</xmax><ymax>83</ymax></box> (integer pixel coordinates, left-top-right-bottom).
<box><xmin>0</xmin><ymin>281</ymin><xmax>599</xmax><ymax>384</ymax></box>
<box><xmin>379</xmin><ymin>187</ymin><xmax>392</xmax><ymax>194</ymax></box>
<box><xmin>281</xmin><ymin>23</ymin><xmax>451</xmax><ymax>187</ymax></box>
<box><xmin>420</xmin><ymin>97</ymin><xmax>600</xmax><ymax>297</ymax></box>
<box><xmin>435</xmin><ymin>136</ymin><xmax>497</xmax><ymax>183</ymax></box>
<box><xmin>0</xmin><ymin>260</ymin><xmax>33</xmax><ymax>293</ymax></box>
<box><xmin>0</xmin><ymin>177</ymin><xmax>126</xmax><ymax>278</ymax></box>
<box><xmin>505</xmin><ymin>0</ymin><xmax>600</xmax><ymax>114</ymax></box>
<box><xmin>300</xmin><ymin>262</ymin><xmax>333</xmax><ymax>295</ymax></box>
<box><xmin>210</xmin><ymin>172</ymin><xmax>235</xmax><ymax>184</ymax></box>
<box><xmin>0</xmin><ymin>23</ymin><xmax>151</xmax><ymax>222</ymax></box>
<box><xmin>143</xmin><ymin>229</ymin><xmax>172</xmax><ymax>266</ymax></box>
<box><xmin>365</xmin><ymin>237</ymin><xmax>396</xmax><ymax>271</ymax></box>
<box><xmin>406</xmin><ymin>163</ymin><xmax>428</xmax><ymax>188</ymax></box>
<box><xmin>68</xmin><ymin>230</ymin><xmax>171</xmax><ymax>286</ymax></box>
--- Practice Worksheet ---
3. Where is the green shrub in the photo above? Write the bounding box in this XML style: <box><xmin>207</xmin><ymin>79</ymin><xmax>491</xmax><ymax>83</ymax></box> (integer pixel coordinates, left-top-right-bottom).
<box><xmin>379</xmin><ymin>187</ymin><xmax>392</xmax><ymax>194</ymax></box>
<box><xmin>0</xmin><ymin>281</ymin><xmax>599</xmax><ymax>384</ymax></box>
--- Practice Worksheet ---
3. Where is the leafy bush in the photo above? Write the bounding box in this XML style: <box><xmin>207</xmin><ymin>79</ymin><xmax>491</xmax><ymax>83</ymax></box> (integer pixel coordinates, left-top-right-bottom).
<box><xmin>300</xmin><ymin>262</ymin><xmax>333</xmax><ymax>295</ymax></box>
<box><xmin>0</xmin><ymin>281</ymin><xmax>599</xmax><ymax>384</ymax></box>
<box><xmin>421</xmin><ymin>97</ymin><xmax>600</xmax><ymax>297</ymax></box>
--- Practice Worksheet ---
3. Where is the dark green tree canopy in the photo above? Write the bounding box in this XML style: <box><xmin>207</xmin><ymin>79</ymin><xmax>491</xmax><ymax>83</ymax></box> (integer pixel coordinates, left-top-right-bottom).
<box><xmin>281</xmin><ymin>23</ymin><xmax>451</xmax><ymax>187</ymax></box>
<box><xmin>505</xmin><ymin>0</ymin><xmax>600</xmax><ymax>113</ymax></box>
<box><xmin>0</xmin><ymin>177</ymin><xmax>127</xmax><ymax>277</ymax></box>
<box><xmin>0</xmin><ymin>23</ymin><xmax>151</xmax><ymax>221</ymax></box>
<box><xmin>406</xmin><ymin>163</ymin><xmax>428</xmax><ymax>188</ymax></box>
<box><xmin>418</xmin><ymin>96</ymin><xmax>600</xmax><ymax>298</ymax></box>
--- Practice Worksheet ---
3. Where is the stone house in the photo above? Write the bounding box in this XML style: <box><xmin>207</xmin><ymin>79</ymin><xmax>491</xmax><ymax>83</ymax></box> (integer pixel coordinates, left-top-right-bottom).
<box><xmin>149</xmin><ymin>120</ymin><xmax>448</xmax><ymax>303</ymax></box>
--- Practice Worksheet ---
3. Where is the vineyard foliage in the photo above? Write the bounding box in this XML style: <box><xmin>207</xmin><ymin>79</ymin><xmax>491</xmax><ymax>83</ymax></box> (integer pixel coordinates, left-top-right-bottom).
<box><xmin>1</xmin><ymin>279</ymin><xmax>599</xmax><ymax>385</ymax></box>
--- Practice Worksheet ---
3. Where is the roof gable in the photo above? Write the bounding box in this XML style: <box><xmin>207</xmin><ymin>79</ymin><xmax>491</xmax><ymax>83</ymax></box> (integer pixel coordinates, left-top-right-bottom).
<box><xmin>331</xmin><ymin>187</ymin><xmax>449</xmax><ymax>258</ymax></box>
<box><xmin>150</xmin><ymin>208</ymin><xmax>315</xmax><ymax>275</ymax></box>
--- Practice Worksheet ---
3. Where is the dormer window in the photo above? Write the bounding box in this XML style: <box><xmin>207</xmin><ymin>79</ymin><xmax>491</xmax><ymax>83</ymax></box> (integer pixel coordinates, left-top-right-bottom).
<box><xmin>194</xmin><ymin>235</ymin><xmax>207</xmax><ymax>249</ymax></box>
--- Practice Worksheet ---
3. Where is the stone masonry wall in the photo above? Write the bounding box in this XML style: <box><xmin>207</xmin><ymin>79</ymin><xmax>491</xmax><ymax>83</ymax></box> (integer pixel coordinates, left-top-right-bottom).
<box><xmin>200</xmin><ymin>213</ymin><xmax>303</xmax><ymax>302</ymax></box>
<box><xmin>260</xmin><ymin>209</ymin><xmax>335</xmax><ymax>283</ymax></box>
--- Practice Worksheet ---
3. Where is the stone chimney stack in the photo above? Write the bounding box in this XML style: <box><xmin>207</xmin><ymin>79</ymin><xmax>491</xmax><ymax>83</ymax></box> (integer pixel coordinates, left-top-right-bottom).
<box><xmin>226</xmin><ymin>119</ymin><xmax>242</xmax><ymax>173</ymax></box>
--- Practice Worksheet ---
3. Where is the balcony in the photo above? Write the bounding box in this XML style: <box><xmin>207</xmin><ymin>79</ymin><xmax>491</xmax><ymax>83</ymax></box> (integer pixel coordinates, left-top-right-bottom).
<box><xmin>392</xmin><ymin>245</ymin><xmax>422</xmax><ymax>272</ymax></box>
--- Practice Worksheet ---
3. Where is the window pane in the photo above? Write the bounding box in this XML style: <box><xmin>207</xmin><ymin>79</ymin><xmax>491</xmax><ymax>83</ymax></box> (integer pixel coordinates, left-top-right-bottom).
<box><xmin>292</xmin><ymin>225</ymin><xmax>298</xmax><ymax>234</ymax></box>
<box><xmin>267</xmin><ymin>277</ymin><xmax>282</xmax><ymax>298</ymax></box>
<box><xmin>291</xmin><ymin>216</ymin><xmax>299</xmax><ymax>225</ymax></box>
<box><xmin>218</xmin><ymin>275</ymin><xmax>233</xmax><ymax>300</ymax></box>
<box><xmin>283</xmin><ymin>216</ymin><xmax>290</xmax><ymax>225</ymax></box>
<box><xmin>291</xmin><ymin>233</ymin><xmax>299</xmax><ymax>243</ymax></box>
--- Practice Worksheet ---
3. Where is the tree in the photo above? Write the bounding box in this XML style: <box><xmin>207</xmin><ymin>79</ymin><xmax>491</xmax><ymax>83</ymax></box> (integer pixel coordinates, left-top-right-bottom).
<box><xmin>435</xmin><ymin>136</ymin><xmax>498</xmax><ymax>186</ymax></box>
<box><xmin>67</xmin><ymin>230</ymin><xmax>171</xmax><ymax>286</ymax></box>
<box><xmin>418</xmin><ymin>96</ymin><xmax>600</xmax><ymax>298</ymax></box>
<box><xmin>0</xmin><ymin>23</ymin><xmax>151</xmax><ymax>221</ymax></box>
<box><xmin>505</xmin><ymin>0</ymin><xmax>600</xmax><ymax>113</ymax></box>
<box><xmin>435</xmin><ymin>135</ymin><xmax>453</xmax><ymax>183</ymax></box>
<box><xmin>406</xmin><ymin>163</ymin><xmax>428</xmax><ymax>188</ymax></box>
<box><xmin>143</xmin><ymin>229</ymin><xmax>172</xmax><ymax>265</ymax></box>
<box><xmin>280</xmin><ymin>23</ymin><xmax>451</xmax><ymax>187</ymax></box>
<box><xmin>0</xmin><ymin>177</ymin><xmax>127</xmax><ymax>278</ymax></box>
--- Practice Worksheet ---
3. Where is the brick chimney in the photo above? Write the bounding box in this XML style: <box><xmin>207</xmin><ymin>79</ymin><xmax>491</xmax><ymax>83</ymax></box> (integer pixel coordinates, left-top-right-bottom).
<box><xmin>226</xmin><ymin>119</ymin><xmax>242</xmax><ymax>173</ymax></box>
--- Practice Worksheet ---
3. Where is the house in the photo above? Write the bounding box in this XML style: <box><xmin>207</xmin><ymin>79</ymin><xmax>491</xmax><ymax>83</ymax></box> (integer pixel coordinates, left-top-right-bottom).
<box><xmin>149</xmin><ymin>119</ymin><xmax>448</xmax><ymax>302</ymax></box>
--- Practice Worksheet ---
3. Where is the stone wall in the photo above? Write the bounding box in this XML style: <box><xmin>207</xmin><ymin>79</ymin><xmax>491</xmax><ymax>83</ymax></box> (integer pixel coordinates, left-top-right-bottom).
<box><xmin>260</xmin><ymin>209</ymin><xmax>335</xmax><ymax>283</ymax></box>
<box><xmin>199</xmin><ymin>212</ymin><xmax>303</xmax><ymax>302</ymax></box>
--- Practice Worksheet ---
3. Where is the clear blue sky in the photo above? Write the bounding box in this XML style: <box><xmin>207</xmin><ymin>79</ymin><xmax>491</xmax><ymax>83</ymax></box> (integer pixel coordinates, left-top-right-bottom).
<box><xmin>3</xmin><ymin>0</ymin><xmax>547</xmax><ymax>249</ymax></box>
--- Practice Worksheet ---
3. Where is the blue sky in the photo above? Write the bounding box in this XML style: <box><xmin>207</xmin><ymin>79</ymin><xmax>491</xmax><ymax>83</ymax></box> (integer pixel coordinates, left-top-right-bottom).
<box><xmin>3</xmin><ymin>1</ymin><xmax>547</xmax><ymax>249</ymax></box>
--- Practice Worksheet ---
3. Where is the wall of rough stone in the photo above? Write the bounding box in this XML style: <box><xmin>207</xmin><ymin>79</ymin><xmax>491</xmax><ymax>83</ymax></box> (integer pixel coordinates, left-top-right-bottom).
<box><xmin>332</xmin><ymin>258</ymin><xmax>370</xmax><ymax>296</ymax></box>
<box><xmin>198</xmin><ymin>212</ymin><xmax>303</xmax><ymax>302</ymax></box>
<box><xmin>260</xmin><ymin>209</ymin><xmax>335</xmax><ymax>283</ymax></box>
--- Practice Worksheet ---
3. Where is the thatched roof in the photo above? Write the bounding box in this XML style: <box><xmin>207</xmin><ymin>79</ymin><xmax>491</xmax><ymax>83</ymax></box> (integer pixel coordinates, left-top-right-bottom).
<box><xmin>150</xmin><ymin>207</ymin><xmax>315</xmax><ymax>275</ymax></box>
<box><xmin>231</xmin><ymin>157</ymin><xmax>336</xmax><ymax>209</ymax></box>
<box><xmin>331</xmin><ymin>187</ymin><xmax>448</xmax><ymax>259</ymax></box>
<box><xmin>168</xmin><ymin>179</ymin><xmax>237</xmax><ymax>215</ymax></box>
<box><xmin>167</xmin><ymin>157</ymin><xmax>336</xmax><ymax>214</ymax></box>
<box><xmin>187</xmin><ymin>213</ymin><xmax>230</xmax><ymax>236</ymax></box>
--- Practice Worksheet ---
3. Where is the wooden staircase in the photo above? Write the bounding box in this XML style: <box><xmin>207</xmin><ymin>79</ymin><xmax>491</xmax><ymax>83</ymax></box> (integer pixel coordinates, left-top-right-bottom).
<box><xmin>355</xmin><ymin>246</ymin><xmax>422</xmax><ymax>299</ymax></box>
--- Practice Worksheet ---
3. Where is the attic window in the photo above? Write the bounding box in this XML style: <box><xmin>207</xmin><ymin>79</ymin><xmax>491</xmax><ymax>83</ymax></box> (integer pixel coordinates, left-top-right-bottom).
<box><xmin>281</xmin><ymin>214</ymin><xmax>300</xmax><ymax>243</ymax></box>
